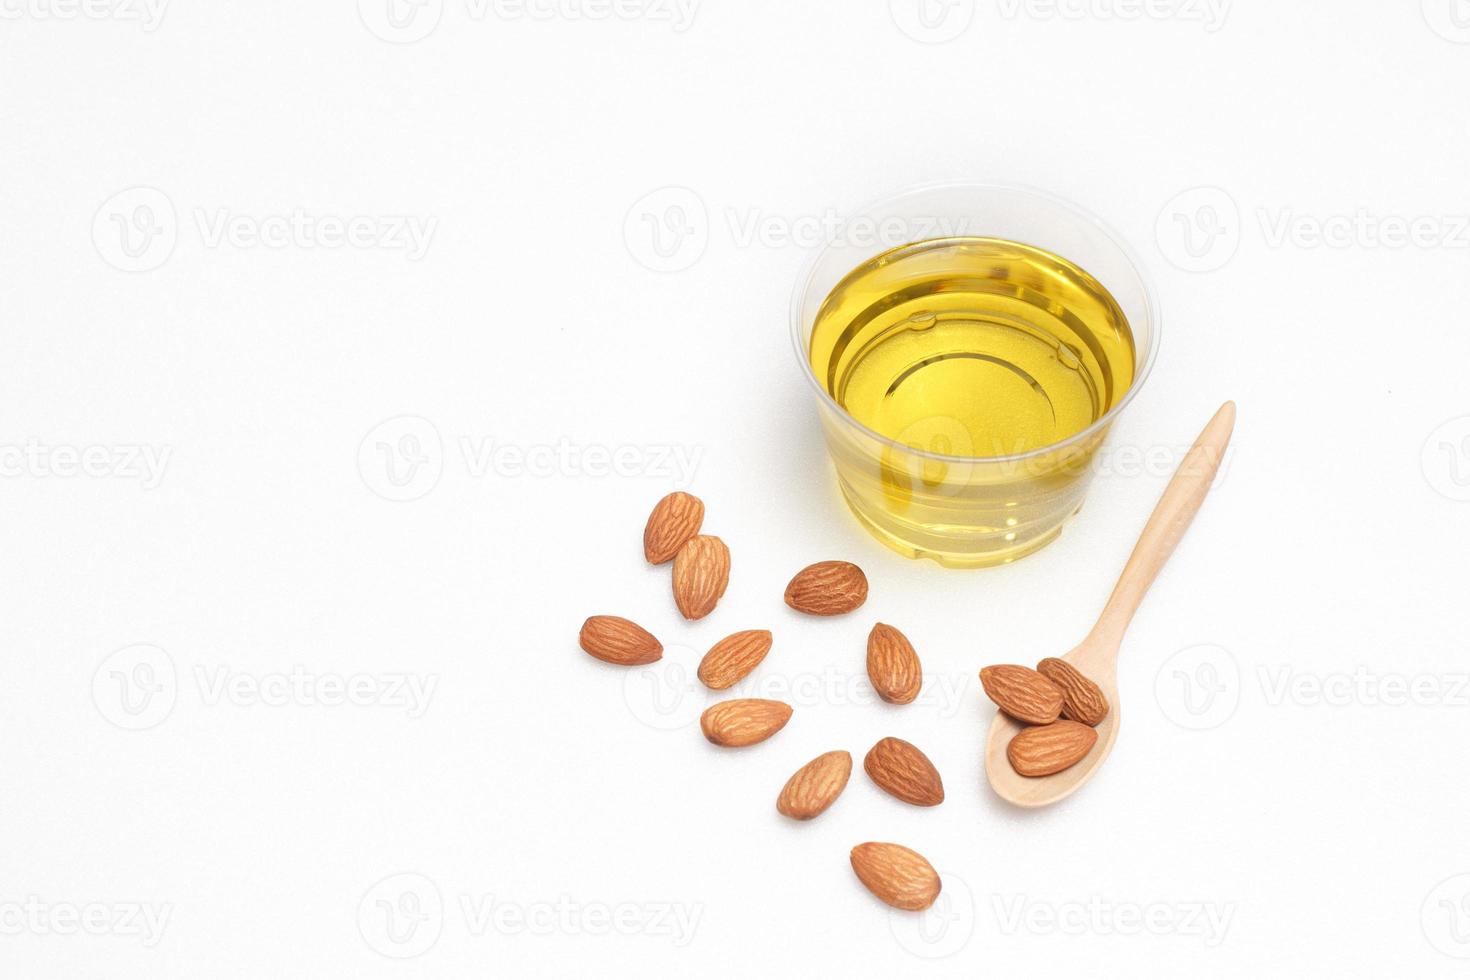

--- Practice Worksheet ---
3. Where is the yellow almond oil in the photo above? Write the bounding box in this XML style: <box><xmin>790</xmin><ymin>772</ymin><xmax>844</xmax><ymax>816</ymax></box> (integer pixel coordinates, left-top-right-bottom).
<box><xmin>806</xmin><ymin>236</ymin><xmax>1136</xmax><ymax>566</ymax></box>
<box><xmin>809</xmin><ymin>236</ymin><xmax>1135</xmax><ymax>459</ymax></box>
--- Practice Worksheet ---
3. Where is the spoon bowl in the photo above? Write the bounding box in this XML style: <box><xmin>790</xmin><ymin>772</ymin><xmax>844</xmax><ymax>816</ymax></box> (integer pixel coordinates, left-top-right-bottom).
<box><xmin>985</xmin><ymin>401</ymin><xmax>1236</xmax><ymax>808</ymax></box>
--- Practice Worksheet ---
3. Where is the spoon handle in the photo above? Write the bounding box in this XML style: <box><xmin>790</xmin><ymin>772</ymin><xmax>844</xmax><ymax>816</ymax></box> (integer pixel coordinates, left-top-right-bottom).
<box><xmin>1090</xmin><ymin>401</ymin><xmax>1236</xmax><ymax>649</ymax></box>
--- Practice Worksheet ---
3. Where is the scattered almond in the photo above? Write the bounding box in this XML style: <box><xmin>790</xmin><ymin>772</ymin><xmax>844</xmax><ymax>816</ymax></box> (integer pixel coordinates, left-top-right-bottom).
<box><xmin>849</xmin><ymin>842</ymin><xmax>941</xmax><ymax>911</ymax></box>
<box><xmin>980</xmin><ymin>664</ymin><xmax>1064</xmax><ymax>725</ymax></box>
<box><xmin>867</xmin><ymin>623</ymin><xmax>921</xmax><ymax>704</ymax></box>
<box><xmin>1006</xmin><ymin>720</ymin><xmax>1098</xmax><ymax>777</ymax></box>
<box><xmin>697</xmin><ymin>629</ymin><xmax>772</xmax><ymax>690</ymax></box>
<box><xmin>863</xmin><ymin>737</ymin><xmax>944</xmax><ymax>807</ymax></box>
<box><xmin>672</xmin><ymin>534</ymin><xmax>730</xmax><ymax>620</ymax></box>
<box><xmin>776</xmin><ymin>750</ymin><xmax>851</xmax><ymax>820</ymax></box>
<box><xmin>1036</xmin><ymin>657</ymin><xmax>1110</xmax><ymax>726</ymax></box>
<box><xmin>700</xmin><ymin>698</ymin><xmax>792</xmax><ymax>747</ymax></box>
<box><xmin>643</xmin><ymin>491</ymin><xmax>704</xmax><ymax>564</ymax></box>
<box><xmin>784</xmin><ymin>561</ymin><xmax>868</xmax><ymax>616</ymax></box>
<box><xmin>578</xmin><ymin>616</ymin><xmax>662</xmax><ymax>666</ymax></box>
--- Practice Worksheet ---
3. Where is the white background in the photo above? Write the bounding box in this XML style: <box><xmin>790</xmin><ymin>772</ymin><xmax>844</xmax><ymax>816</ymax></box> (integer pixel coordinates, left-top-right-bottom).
<box><xmin>3</xmin><ymin>0</ymin><xmax>1470</xmax><ymax>976</ymax></box>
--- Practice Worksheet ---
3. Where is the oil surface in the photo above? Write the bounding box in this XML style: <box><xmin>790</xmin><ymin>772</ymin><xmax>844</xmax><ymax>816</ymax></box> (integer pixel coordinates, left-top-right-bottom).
<box><xmin>809</xmin><ymin>237</ymin><xmax>1135</xmax><ymax>459</ymax></box>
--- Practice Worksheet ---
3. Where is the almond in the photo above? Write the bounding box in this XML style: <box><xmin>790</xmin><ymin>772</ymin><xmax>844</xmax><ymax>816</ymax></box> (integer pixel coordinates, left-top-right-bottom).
<box><xmin>578</xmin><ymin>616</ymin><xmax>662</xmax><ymax>666</ymax></box>
<box><xmin>783</xmin><ymin>561</ymin><xmax>868</xmax><ymax>616</ymax></box>
<box><xmin>980</xmin><ymin>664</ymin><xmax>1064</xmax><ymax>725</ymax></box>
<box><xmin>672</xmin><ymin>534</ymin><xmax>730</xmax><ymax>620</ymax></box>
<box><xmin>1036</xmin><ymin>657</ymin><xmax>1110</xmax><ymax>726</ymax></box>
<box><xmin>700</xmin><ymin>698</ymin><xmax>792</xmax><ymax>747</ymax></box>
<box><xmin>697</xmin><ymin>629</ymin><xmax>772</xmax><ymax>690</ymax></box>
<box><xmin>643</xmin><ymin>491</ymin><xmax>704</xmax><ymax>564</ymax></box>
<box><xmin>776</xmin><ymin>750</ymin><xmax>851</xmax><ymax>820</ymax></box>
<box><xmin>867</xmin><ymin>623</ymin><xmax>921</xmax><ymax>704</ymax></box>
<box><xmin>863</xmin><ymin>737</ymin><xmax>944</xmax><ymax>807</ymax></box>
<box><xmin>1006</xmin><ymin>720</ymin><xmax>1098</xmax><ymax>777</ymax></box>
<box><xmin>849</xmin><ymin>842</ymin><xmax>941</xmax><ymax>911</ymax></box>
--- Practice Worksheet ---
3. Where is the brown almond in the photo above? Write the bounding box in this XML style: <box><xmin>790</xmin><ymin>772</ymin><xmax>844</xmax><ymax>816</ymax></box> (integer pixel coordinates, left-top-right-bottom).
<box><xmin>783</xmin><ymin>561</ymin><xmax>868</xmax><ymax>616</ymax></box>
<box><xmin>1006</xmin><ymin>720</ymin><xmax>1098</xmax><ymax>777</ymax></box>
<box><xmin>980</xmin><ymin>664</ymin><xmax>1064</xmax><ymax>725</ymax></box>
<box><xmin>849</xmin><ymin>842</ymin><xmax>941</xmax><ymax>911</ymax></box>
<box><xmin>867</xmin><ymin>623</ymin><xmax>921</xmax><ymax>704</ymax></box>
<box><xmin>672</xmin><ymin>535</ymin><xmax>730</xmax><ymax>620</ymax></box>
<box><xmin>578</xmin><ymin>616</ymin><xmax>662</xmax><ymax>666</ymax></box>
<box><xmin>643</xmin><ymin>491</ymin><xmax>704</xmax><ymax>564</ymax></box>
<box><xmin>697</xmin><ymin>629</ymin><xmax>772</xmax><ymax>690</ymax></box>
<box><xmin>863</xmin><ymin>737</ymin><xmax>944</xmax><ymax>807</ymax></box>
<box><xmin>700</xmin><ymin>698</ymin><xmax>792</xmax><ymax>747</ymax></box>
<box><xmin>776</xmin><ymin>750</ymin><xmax>851</xmax><ymax>820</ymax></box>
<box><xmin>1036</xmin><ymin>657</ymin><xmax>1110</xmax><ymax>726</ymax></box>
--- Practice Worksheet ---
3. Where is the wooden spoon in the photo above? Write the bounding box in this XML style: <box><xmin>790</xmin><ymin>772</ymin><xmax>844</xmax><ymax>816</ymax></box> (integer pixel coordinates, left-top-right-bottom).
<box><xmin>984</xmin><ymin>401</ymin><xmax>1237</xmax><ymax>808</ymax></box>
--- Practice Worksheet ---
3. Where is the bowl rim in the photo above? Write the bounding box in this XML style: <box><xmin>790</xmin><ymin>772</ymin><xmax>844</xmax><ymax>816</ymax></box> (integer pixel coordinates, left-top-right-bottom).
<box><xmin>787</xmin><ymin>178</ymin><xmax>1162</xmax><ymax>464</ymax></box>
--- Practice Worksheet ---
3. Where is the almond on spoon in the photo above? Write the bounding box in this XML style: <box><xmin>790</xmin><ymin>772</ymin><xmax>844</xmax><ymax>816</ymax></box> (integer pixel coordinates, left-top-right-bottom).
<box><xmin>979</xmin><ymin>664</ymin><xmax>1064</xmax><ymax>725</ymax></box>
